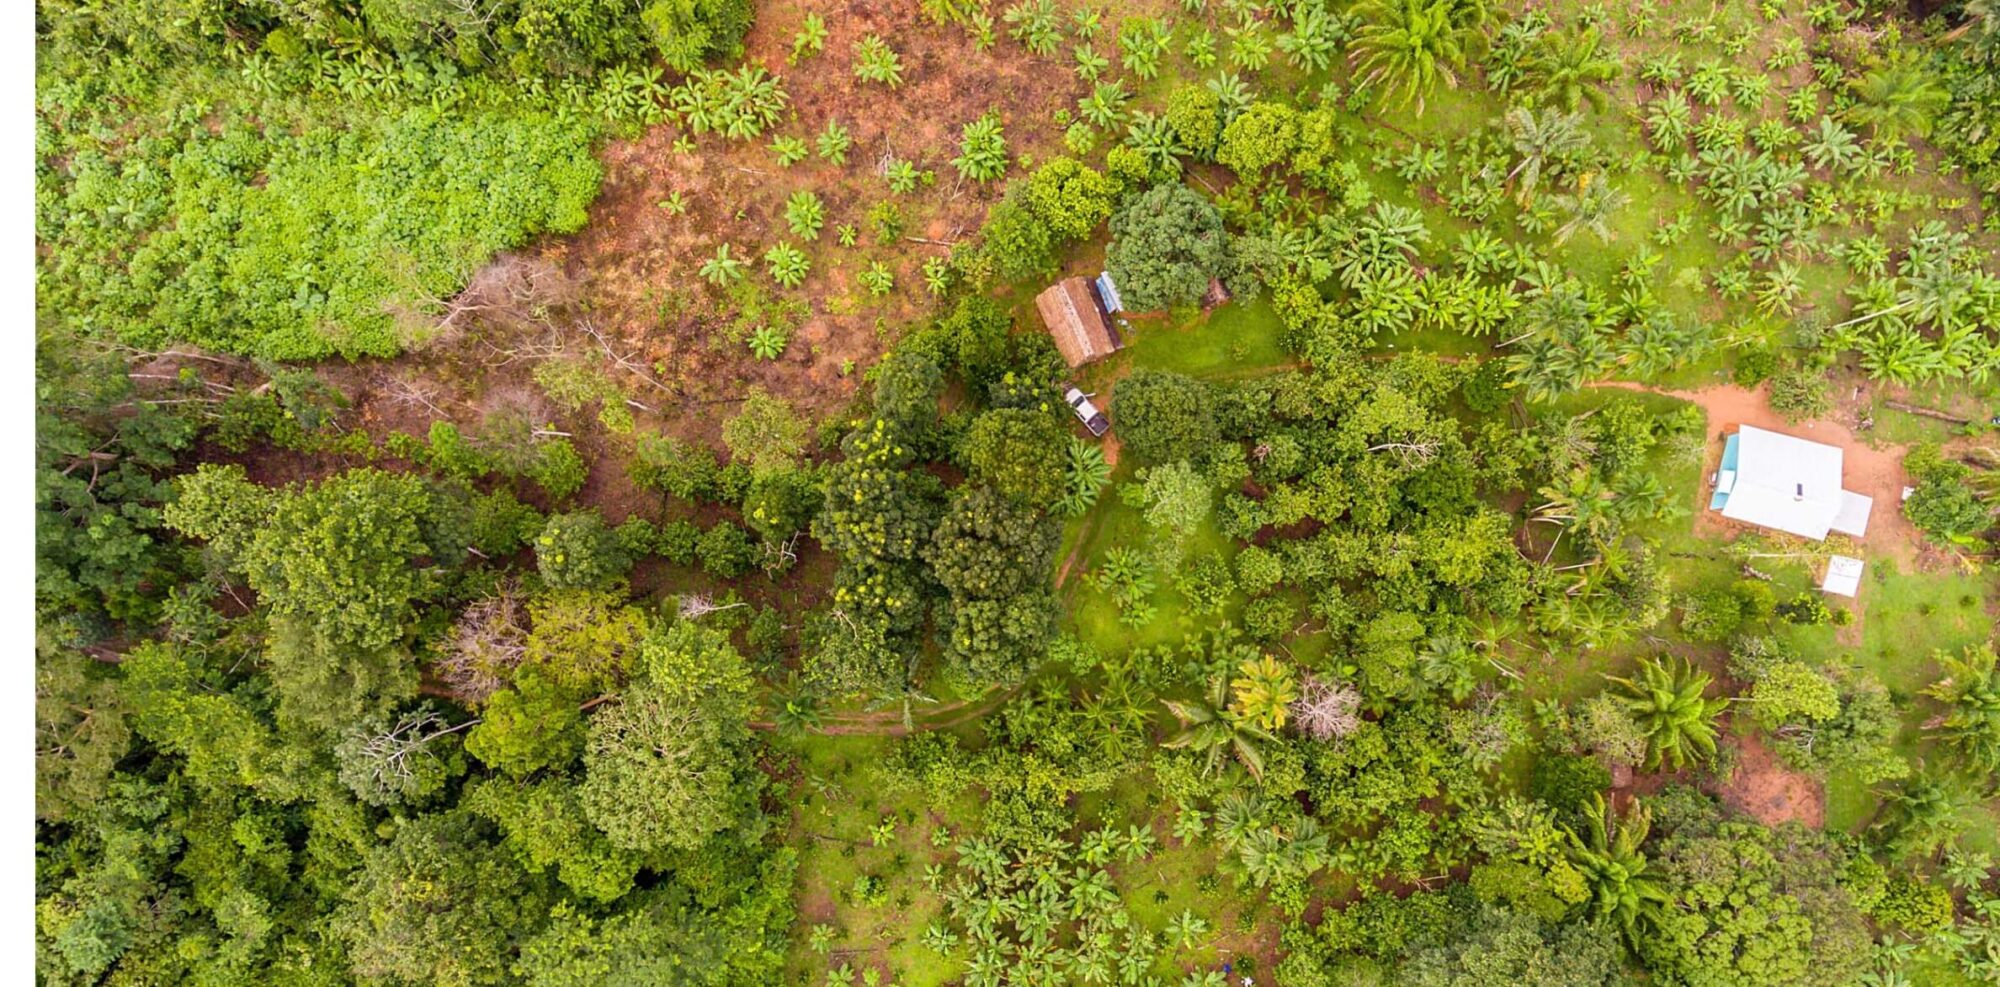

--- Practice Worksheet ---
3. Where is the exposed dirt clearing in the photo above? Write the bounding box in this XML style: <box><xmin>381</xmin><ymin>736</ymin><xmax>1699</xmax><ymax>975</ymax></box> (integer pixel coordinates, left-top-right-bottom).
<box><xmin>542</xmin><ymin>0</ymin><xmax>1092</xmax><ymax>431</ymax></box>
<box><xmin>1713</xmin><ymin>729</ymin><xmax>1825</xmax><ymax>829</ymax></box>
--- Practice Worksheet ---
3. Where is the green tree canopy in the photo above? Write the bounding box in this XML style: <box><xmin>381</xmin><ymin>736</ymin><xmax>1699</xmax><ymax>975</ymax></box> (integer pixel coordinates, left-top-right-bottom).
<box><xmin>1112</xmin><ymin>370</ymin><xmax>1219</xmax><ymax>465</ymax></box>
<box><xmin>1105</xmin><ymin>183</ymin><xmax>1232</xmax><ymax>312</ymax></box>
<box><xmin>578</xmin><ymin>624</ymin><xmax>759</xmax><ymax>853</ymax></box>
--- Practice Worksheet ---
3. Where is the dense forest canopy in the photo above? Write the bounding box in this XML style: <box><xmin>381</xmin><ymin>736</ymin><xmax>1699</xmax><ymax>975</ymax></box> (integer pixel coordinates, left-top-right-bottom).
<box><xmin>31</xmin><ymin>0</ymin><xmax>2000</xmax><ymax>983</ymax></box>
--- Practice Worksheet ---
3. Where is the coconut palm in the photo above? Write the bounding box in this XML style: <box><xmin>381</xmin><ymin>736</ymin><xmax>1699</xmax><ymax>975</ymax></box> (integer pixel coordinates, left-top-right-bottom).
<box><xmin>1953</xmin><ymin>0</ymin><xmax>2000</xmax><ymax>57</ymax></box>
<box><xmin>1606</xmin><ymin>656</ymin><xmax>1729</xmax><ymax>770</ymax></box>
<box><xmin>1875</xmin><ymin>770</ymin><xmax>1979</xmax><ymax>861</ymax></box>
<box><xmin>1505</xmin><ymin>106</ymin><xmax>1589</xmax><ymax>205</ymax></box>
<box><xmin>1551</xmin><ymin>173</ymin><xmax>1631</xmax><ymax>246</ymax></box>
<box><xmin>1350</xmin><ymin>0</ymin><xmax>1471</xmax><ymax>113</ymax></box>
<box><xmin>1564</xmin><ymin>793</ymin><xmax>1670</xmax><ymax>944</ymax></box>
<box><xmin>1528</xmin><ymin>27</ymin><xmax>1620</xmax><ymax>111</ymax></box>
<box><xmin>1926</xmin><ymin>642</ymin><xmax>2000</xmax><ymax>774</ymax></box>
<box><xmin>1845</xmin><ymin>55</ymin><xmax>1949</xmax><ymax>139</ymax></box>
<box><xmin>1163</xmin><ymin>674</ymin><xmax>1278</xmax><ymax>780</ymax></box>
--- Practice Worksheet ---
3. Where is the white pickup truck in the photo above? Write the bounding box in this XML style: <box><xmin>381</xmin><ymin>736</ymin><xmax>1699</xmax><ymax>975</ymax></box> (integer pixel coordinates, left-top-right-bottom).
<box><xmin>1064</xmin><ymin>387</ymin><xmax>1110</xmax><ymax>437</ymax></box>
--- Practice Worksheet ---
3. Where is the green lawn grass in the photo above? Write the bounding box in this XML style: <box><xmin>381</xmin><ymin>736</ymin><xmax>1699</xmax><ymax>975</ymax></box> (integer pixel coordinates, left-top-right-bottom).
<box><xmin>1113</xmin><ymin>296</ymin><xmax>1289</xmax><ymax>379</ymax></box>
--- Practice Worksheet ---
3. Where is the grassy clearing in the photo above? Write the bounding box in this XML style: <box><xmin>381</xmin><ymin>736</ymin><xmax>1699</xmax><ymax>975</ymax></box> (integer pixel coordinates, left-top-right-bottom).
<box><xmin>1113</xmin><ymin>297</ymin><xmax>1291</xmax><ymax>379</ymax></box>
<box><xmin>1061</xmin><ymin>462</ymin><xmax>1240</xmax><ymax>655</ymax></box>
<box><xmin>781</xmin><ymin>732</ymin><xmax>978</xmax><ymax>986</ymax></box>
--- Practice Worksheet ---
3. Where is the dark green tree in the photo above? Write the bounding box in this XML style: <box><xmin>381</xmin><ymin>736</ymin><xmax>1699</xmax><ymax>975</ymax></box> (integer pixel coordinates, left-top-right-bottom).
<box><xmin>1112</xmin><ymin>370</ymin><xmax>1219</xmax><ymax>465</ymax></box>
<box><xmin>578</xmin><ymin>624</ymin><xmax>759</xmax><ymax>853</ymax></box>
<box><xmin>1105</xmin><ymin>183</ymin><xmax>1232</xmax><ymax>311</ymax></box>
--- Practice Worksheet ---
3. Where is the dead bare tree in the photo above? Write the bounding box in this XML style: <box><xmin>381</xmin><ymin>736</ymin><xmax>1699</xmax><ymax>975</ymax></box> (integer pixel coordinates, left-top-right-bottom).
<box><xmin>433</xmin><ymin>591</ymin><xmax>529</xmax><ymax>705</ymax></box>
<box><xmin>404</xmin><ymin>254</ymin><xmax>582</xmax><ymax>346</ymax></box>
<box><xmin>336</xmin><ymin>707</ymin><xmax>479</xmax><ymax>804</ymax></box>
<box><xmin>384</xmin><ymin>374</ymin><xmax>451</xmax><ymax>419</ymax></box>
<box><xmin>1290</xmin><ymin>675</ymin><xmax>1362</xmax><ymax>741</ymax></box>
<box><xmin>762</xmin><ymin>532</ymin><xmax>801</xmax><ymax>573</ymax></box>
<box><xmin>1366</xmin><ymin>440</ymin><xmax>1440</xmax><ymax>468</ymax></box>
<box><xmin>576</xmin><ymin>319</ymin><xmax>673</xmax><ymax>399</ymax></box>
<box><xmin>677</xmin><ymin>592</ymin><xmax>750</xmax><ymax>622</ymax></box>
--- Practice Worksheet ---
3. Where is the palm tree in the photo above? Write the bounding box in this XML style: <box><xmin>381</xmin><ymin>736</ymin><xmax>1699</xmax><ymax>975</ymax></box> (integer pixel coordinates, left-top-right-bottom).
<box><xmin>1875</xmin><ymin>770</ymin><xmax>1979</xmax><ymax>861</ymax></box>
<box><xmin>1607</xmin><ymin>656</ymin><xmax>1730</xmax><ymax>770</ymax></box>
<box><xmin>1564</xmin><ymin>794</ymin><xmax>1670</xmax><ymax>944</ymax></box>
<box><xmin>1528</xmin><ymin>27</ymin><xmax>1620</xmax><ymax>111</ymax></box>
<box><xmin>1533</xmin><ymin>467</ymin><xmax>1620</xmax><ymax>548</ymax></box>
<box><xmin>1952</xmin><ymin>0</ymin><xmax>2000</xmax><ymax>57</ymax></box>
<box><xmin>1228</xmin><ymin>655</ymin><xmax>1298</xmax><ymax>731</ymax></box>
<box><xmin>1845</xmin><ymin>55</ymin><xmax>1950</xmax><ymax>140</ymax></box>
<box><xmin>1162</xmin><ymin>674</ymin><xmax>1278</xmax><ymax>780</ymax></box>
<box><xmin>1551</xmin><ymin>173</ymin><xmax>1631</xmax><ymax>246</ymax></box>
<box><xmin>769</xmin><ymin>675</ymin><xmax>823</xmax><ymax>739</ymax></box>
<box><xmin>1505</xmin><ymin>106</ymin><xmax>1589</xmax><ymax>205</ymax></box>
<box><xmin>1350</xmin><ymin>0</ymin><xmax>1471</xmax><ymax>114</ymax></box>
<box><xmin>1164</xmin><ymin>909</ymin><xmax>1211</xmax><ymax>951</ymax></box>
<box><xmin>1926</xmin><ymin>642</ymin><xmax>2000</xmax><ymax>774</ymax></box>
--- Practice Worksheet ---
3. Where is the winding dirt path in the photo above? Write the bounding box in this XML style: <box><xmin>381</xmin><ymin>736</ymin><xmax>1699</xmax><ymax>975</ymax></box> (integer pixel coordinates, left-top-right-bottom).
<box><xmin>750</xmin><ymin>683</ymin><xmax>1024</xmax><ymax>736</ymax></box>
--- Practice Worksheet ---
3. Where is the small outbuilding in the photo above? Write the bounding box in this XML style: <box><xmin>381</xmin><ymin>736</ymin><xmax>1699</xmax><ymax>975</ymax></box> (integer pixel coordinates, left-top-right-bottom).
<box><xmin>1821</xmin><ymin>555</ymin><xmax>1864</xmax><ymax>597</ymax></box>
<box><xmin>1708</xmin><ymin>425</ymin><xmax>1873</xmax><ymax>541</ymax></box>
<box><xmin>1037</xmin><ymin>276</ymin><xmax>1123</xmax><ymax>368</ymax></box>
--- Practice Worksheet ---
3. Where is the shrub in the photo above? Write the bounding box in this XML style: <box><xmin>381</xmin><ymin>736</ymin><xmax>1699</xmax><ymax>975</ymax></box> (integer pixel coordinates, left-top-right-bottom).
<box><xmin>1731</xmin><ymin>578</ymin><xmax>1776</xmax><ymax>621</ymax></box>
<box><xmin>1870</xmin><ymin>874</ymin><xmax>1955</xmax><ymax>936</ymax></box>
<box><xmin>535</xmin><ymin>511</ymin><xmax>629</xmax><ymax>589</ymax></box>
<box><xmin>1105</xmin><ymin>183</ymin><xmax>1231</xmax><ymax>311</ymax></box>
<box><xmin>1164</xmin><ymin>85</ymin><xmax>1224</xmax><ymax>160</ymax></box>
<box><xmin>45</xmin><ymin>107</ymin><xmax>601</xmax><ymax>361</ymax></box>
<box><xmin>1767</xmin><ymin>364</ymin><xmax>1832</xmax><ymax>422</ymax></box>
<box><xmin>528</xmin><ymin>439</ymin><xmax>588</xmax><ymax>501</ymax></box>
<box><xmin>1112</xmin><ymin>370</ymin><xmax>1218</xmax><ymax>465</ymax></box>
<box><xmin>979</xmin><ymin>199</ymin><xmax>1059</xmax><ymax>282</ymax></box>
<box><xmin>1731</xmin><ymin>345</ymin><xmax>1779</xmax><ymax>385</ymax></box>
<box><xmin>613</xmin><ymin>517</ymin><xmax>658</xmax><ymax>559</ymax></box>
<box><xmin>640</xmin><ymin>0</ymin><xmax>755</xmax><ymax>72</ymax></box>
<box><xmin>1018</xmin><ymin>157</ymin><xmax>1116</xmax><ymax>241</ymax></box>
<box><xmin>1678</xmin><ymin>588</ymin><xmax>1744</xmax><ymax>642</ymax></box>
<box><xmin>962</xmin><ymin>408</ymin><xmax>1066</xmax><ymax>505</ymax></box>
<box><xmin>1903</xmin><ymin>444</ymin><xmax>1991</xmax><ymax>545</ymax></box>
<box><xmin>1530</xmin><ymin>753</ymin><xmax>1611</xmax><ymax>818</ymax></box>
<box><xmin>656</xmin><ymin>520</ymin><xmax>701</xmax><ymax>565</ymax></box>
<box><xmin>425</xmin><ymin>422</ymin><xmax>491</xmax><ymax>480</ymax></box>
<box><xmin>696</xmin><ymin>522</ymin><xmax>756</xmax><ymax>579</ymax></box>
<box><xmin>1243</xmin><ymin>595</ymin><xmax>1297</xmax><ymax>641</ymax></box>
<box><xmin>742</xmin><ymin>468</ymin><xmax>821</xmax><ymax>544</ymax></box>
<box><xmin>1235</xmin><ymin>545</ymin><xmax>1283</xmax><ymax>595</ymax></box>
<box><xmin>631</xmin><ymin>434</ymin><xmax>722</xmax><ymax>501</ymax></box>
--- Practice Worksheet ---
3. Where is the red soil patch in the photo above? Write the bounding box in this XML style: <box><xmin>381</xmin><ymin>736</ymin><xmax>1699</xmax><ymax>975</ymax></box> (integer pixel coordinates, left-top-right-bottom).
<box><xmin>1712</xmin><ymin>729</ymin><xmax>1825</xmax><ymax>829</ymax></box>
<box><xmin>540</xmin><ymin>0</ymin><xmax>1091</xmax><ymax>433</ymax></box>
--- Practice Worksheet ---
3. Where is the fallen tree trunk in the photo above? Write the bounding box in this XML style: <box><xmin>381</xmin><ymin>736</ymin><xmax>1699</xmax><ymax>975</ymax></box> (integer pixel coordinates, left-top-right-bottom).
<box><xmin>1884</xmin><ymin>400</ymin><xmax>1970</xmax><ymax>425</ymax></box>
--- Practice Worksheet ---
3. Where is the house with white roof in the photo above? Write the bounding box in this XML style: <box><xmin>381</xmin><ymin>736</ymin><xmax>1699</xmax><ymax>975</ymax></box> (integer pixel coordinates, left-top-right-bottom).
<box><xmin>1708</xmin><ymin>425</ymin><xmax>1873</xmax><ymax>542</ymax></box>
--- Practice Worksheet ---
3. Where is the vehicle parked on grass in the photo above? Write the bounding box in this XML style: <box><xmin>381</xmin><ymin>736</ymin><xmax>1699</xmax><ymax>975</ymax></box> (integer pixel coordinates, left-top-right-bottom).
<box><xmin>1065</xmin><ymin>387</ymin><xmax>1110</xmax><ymax>437</ymax></box>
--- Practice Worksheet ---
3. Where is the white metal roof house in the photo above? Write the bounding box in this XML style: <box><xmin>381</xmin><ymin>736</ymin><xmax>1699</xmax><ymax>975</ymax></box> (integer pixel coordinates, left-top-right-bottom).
<box><xmin>1708</xmin><ymin>425</ymin><xmax>1873</xmax><ymax>541</ymax></box>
